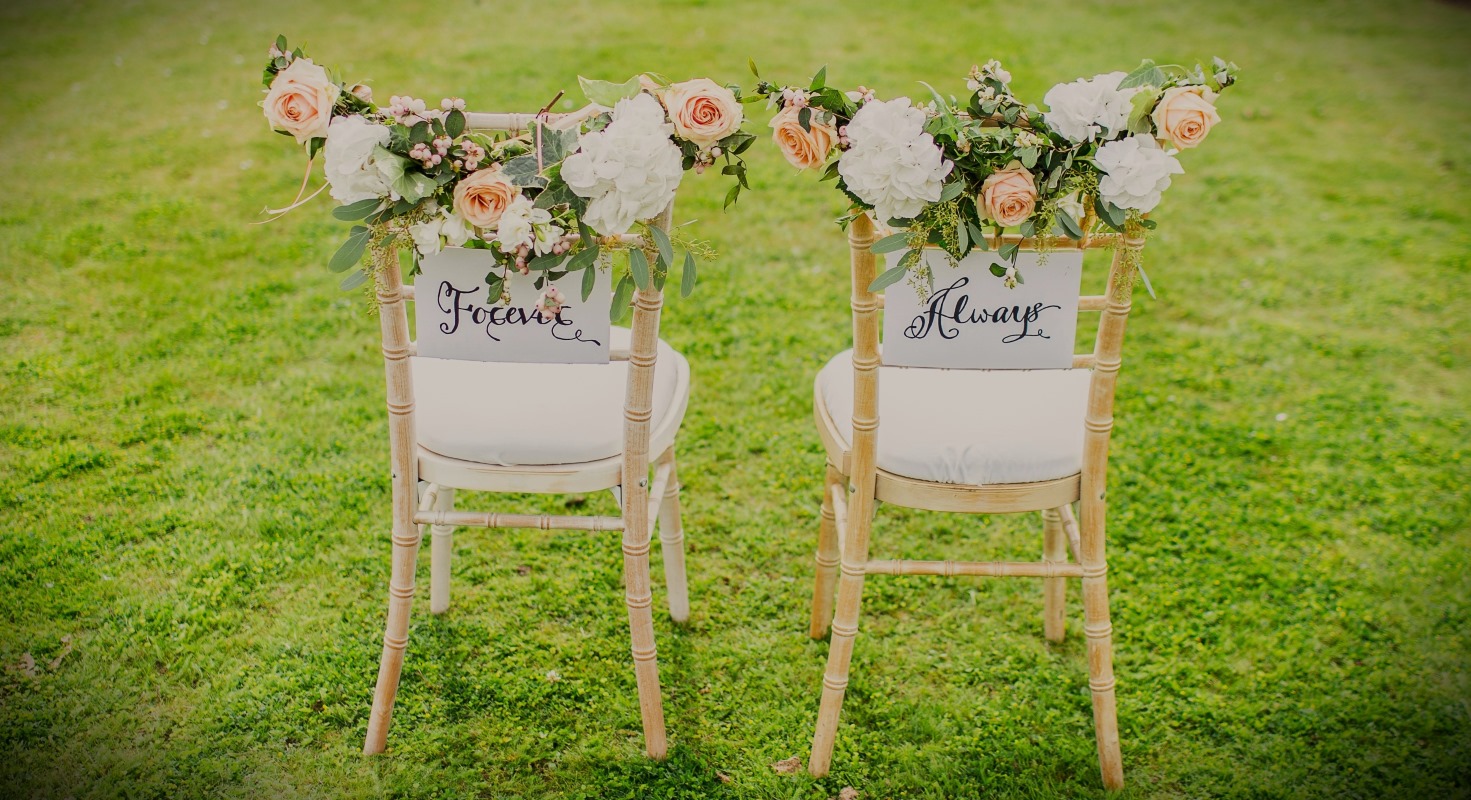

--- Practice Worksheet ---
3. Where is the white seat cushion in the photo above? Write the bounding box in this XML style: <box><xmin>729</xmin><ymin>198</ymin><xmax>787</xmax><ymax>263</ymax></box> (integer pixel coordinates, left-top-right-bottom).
<box><xmin>817</xmin><ymin>349</ymin><xmax>1093</xmax><ymax>485</ymax></box>
<box><xmin>414</xmin><ymin>327</ymin><xmax>685</xmax><ymax>466</ymax></box>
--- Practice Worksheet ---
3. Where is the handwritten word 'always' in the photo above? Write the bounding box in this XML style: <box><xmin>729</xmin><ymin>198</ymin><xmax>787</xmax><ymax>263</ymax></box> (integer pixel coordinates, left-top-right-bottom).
<box><xmin>903</xmin><ymin>277</ymin><xmax>1061</xmax><ymax>344</ymax></box>
<box><xmin>436</xmin><ymin>281</ymin><xmax>601</xmax><ymax>346</ymax></box>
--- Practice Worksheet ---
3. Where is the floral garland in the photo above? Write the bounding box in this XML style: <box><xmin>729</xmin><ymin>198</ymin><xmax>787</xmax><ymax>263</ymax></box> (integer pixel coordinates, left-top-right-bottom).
<box><xmin>751</xmin><ymin>57</ymin><xmax>1239</xmax><ymax>294</ymax></box>
<box><xmin>259</xmin><ymin>35</ymin><xmax>756</xmax><ymax>314</ymax></box>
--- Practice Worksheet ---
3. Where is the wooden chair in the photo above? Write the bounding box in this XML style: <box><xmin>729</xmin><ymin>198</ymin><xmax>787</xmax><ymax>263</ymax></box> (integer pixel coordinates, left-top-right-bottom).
<box><xmin>806</xmin><ymin>212</ymin><xmax>1144</xmax><ymax>789</ymax></box>
<box><xmin>362</xmin><ymin>109</ymin><xmax>691</xmax><ymax>758</ymax></box>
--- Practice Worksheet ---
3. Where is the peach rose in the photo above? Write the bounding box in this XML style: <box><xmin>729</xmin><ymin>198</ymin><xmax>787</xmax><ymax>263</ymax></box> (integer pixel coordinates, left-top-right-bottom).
<box><xmin>1151</xmin><ymin>86</ymin><xmax>1220</xmax><ymax>150</ymax></box>
<box><xmin>662</xmin><ymin>78</ymin><xmax>743</xmax><ymax>149</ymax></box>
<box><xmin>981</xmin><ymin>165</ymin><xmax>1038</xmax><ymax>228</ymax></box>
<box><xmin>263</xmin><ymin>58</ymin><xmax>340</xmax><ymax>145</ymax></box>
<box><xmin>452</xmin><ymin>166</ymin><xmax>520</xmax><ymax>230</ymax></box>
<box><xmin>769</xmin><ymin>105</ymin><xmax>837</xmax><ymax>170</ymax></box>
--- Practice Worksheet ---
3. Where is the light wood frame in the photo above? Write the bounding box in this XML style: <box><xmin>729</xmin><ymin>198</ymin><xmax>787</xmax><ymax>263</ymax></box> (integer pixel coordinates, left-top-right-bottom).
<box><xmin>807</xmin><ymin>211</ymin><xmax>1143</xmax><ymax>789</ymax></box>
<box><xmin>362</xmin><ymin>110</ymin><xmax>689</xmax><ymax>759</ymax></box>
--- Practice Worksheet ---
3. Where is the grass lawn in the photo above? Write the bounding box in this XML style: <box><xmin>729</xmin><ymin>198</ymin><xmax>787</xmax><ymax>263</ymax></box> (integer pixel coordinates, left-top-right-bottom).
<box><xmin>2</xmin><ymin>0</ymin><xmax>1470</xmax><ymax>797</ymax></box>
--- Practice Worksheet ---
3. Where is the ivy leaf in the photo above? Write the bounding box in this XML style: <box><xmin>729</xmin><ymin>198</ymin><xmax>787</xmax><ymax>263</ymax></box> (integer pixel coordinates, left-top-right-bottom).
<box><xmin>610</xmin><ymin>273</ymin><xmax>633</xmax><ymax>321</ymax></box>
<box><xmin>332</xmin><ymin>198</ymin><xmax>381</xmax><ymax>221</ymax></box>
<box><xmin>329</xmin><ymin>226</ymin><xmax>371</xmax><ymax>273</ymax></box>
<box><xmin>1118</xmin><ymin>59</ymin><xmax>1166</xmax><ymax>90</ymax></box>
<box><xmin>533</xmin><ymin>120</ymin><xmax>579</xmax><ymax>165</ymax></box>
<box><xmin>578</xmin><ymin>75</ymin><xmax>642</xmax><ymax>107</ymax></box>
<box><xmin>869</xmin><ymin>232</ymin><xmax>912</xmax><ymax>254</ymax></box>
<box><xmin>628</xmin><ymin>248</ymin><xmax>650</xmax><ymax>290</ymax></box>
<box><xmin>681</xmin><ymin>251</ymin><xmax>697</xmax><ymax>298</ymax></box>
<box><xmin>581</xmin><ymin>259</ymin><xmax>597</xmax><ymax>302</ymax></box>
<box><xmin>373</xmin><ymin>147</ymin><xmax>435</xmax><ymax>203</ymax></box>
<box><xmin>503</xmin><ymin>155</ymin><xmax>549</xmax><ymax>188</ymax></box>
<box><xmin>648</xmin><ymin>224</ymin><xmax>674</xmax><ymax>270</ymax></box>
<box><xmin>1127</xmin><ymin>89</ymin><xmax>1160</xmax><ymax>135</ymax></box>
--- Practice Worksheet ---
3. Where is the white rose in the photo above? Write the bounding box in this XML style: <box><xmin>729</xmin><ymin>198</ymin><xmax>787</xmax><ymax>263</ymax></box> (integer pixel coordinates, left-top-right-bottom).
<box><xmin>495</xmin><ymin>196</ymin><xmax>536</xmax><ymax>253</ymax></box>
<box><xmin>323</xmin><ymin>115</ymin><xmax>391</xmax><ymax>204</ymax></box>
<box><xmin>1042</xmin><ymin>71</ymin><xmax>1137</xmax><ymax>144</ymax></box>
<box><xmin>562</xmin><ymin>94</ymin><xmax>684</xmax><ymax>235</ymax></box>
<box><xmin>837</xmin><ymin>97</ymin><xmax>953</xmax><ymax>222</ymax></box>
<box><xmin>1095</xmin><ymin>135</ymin><xmax>1184</xmax><ymax>212</ymax></box>
<box><xmin>409</xmin><ymin>207</ymin><xmax>475</xmax><ymax>257</ymax></box>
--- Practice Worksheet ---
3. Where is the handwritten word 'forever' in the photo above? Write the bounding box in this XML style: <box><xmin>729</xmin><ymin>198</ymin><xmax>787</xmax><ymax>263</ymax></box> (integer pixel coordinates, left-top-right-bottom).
<box><xmin>436</xmin><ymin>281</ymin><xmax>601</xmax><ymax>346</ymax></box>
<box><xmin>903</xmin><ymin>277</ymin><xmax>1061</xmax><ymax>344</ymax></box>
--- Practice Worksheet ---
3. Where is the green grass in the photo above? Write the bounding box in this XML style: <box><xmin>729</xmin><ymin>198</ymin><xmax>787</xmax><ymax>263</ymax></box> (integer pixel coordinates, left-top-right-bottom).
<box><xmin>2</xmin><ymin>0</ymin><xmax>1470</xmax><ymax>797</ymax></box>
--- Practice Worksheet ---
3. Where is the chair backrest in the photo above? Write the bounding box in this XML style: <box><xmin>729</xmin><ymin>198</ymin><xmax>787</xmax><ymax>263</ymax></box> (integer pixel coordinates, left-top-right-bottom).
<box><xmin>370</xmin><ymin>107</ymin><xmax>673</xmax><ymax>498</ymax></box>
<box><xmin>844</xmin><ymin>210</ymin><xmax>1146</xmax><ymax>484</ymax></box>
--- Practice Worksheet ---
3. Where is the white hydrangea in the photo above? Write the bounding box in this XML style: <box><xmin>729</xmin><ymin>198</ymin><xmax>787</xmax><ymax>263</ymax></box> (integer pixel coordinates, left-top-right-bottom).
<box><xmin>1041</xmin><ymin>72</ymin><xmax>1137</xmax><ymax>144</ymax></box>
<box><xmin>494</xmin><ymin>195</ymin><xmax>562</xmax><ymax>255</ymax></box>
<box><xmin>408</xmin><ymin>202</ymin><xmax>473</xmax><ymax>257</ymax></box>
<box><xmin>1095</xmin><ymin>135</ymin><xmax>1184</xmax><ymax>212</ymax></box>
<box><xmin>561</xmin><ymin>94</ymin><xmax>684</xmax><ymax>235</ymax></box>
<box><xmin>322</xmin><ymin>115</ymin><xmax>391</xmax><ymax>204</ymax></box>
<box><xmin>837</xmin><ymin>97</ymin><xmax>953</xmax><ymax>222</ymax></box>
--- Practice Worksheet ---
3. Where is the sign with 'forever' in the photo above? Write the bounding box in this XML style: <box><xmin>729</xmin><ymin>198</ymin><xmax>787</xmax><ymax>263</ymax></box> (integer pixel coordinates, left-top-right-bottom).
<box><xmin>881</xmin><ymin>249</ymin><xmax>1083</xmax><ymax>370</ymax></box>
<box><xmin>415</xmin><ymin>247</ymin><xmax>611</xmax><ymax>364</ymax></box>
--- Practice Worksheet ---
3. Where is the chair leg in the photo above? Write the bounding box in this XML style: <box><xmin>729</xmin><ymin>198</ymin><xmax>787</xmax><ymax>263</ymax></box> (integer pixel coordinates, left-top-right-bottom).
<box><xmin>622</xmin><ymin>491</ymin><xmax>668</xmax><ymax>759</ymax></box>
<box><xmin>1080</xmin><ymin>502</ymin><xmax>1124</xmax><ymax>789</ymax></box>
<box><xmin>809</xmin><ymin>463</ymin><xmax>843</xmax><ymax>639</ymax></box>
<box><xmin>363</xmin><ymin>507</ymin><xmax>423</xmax><ymax>754</ymax></box>
<box><xmin>809</xmin><ymin>503</ymin><xmax>871</xmax><ymax>776</ymax></box>
<box><xmin>656</xmin><ymin>450</ymin><xmax>690</xmax><ymax>623</ymax></box>
<box><xmin>429</xmin><ymin>487</ymin><xmax>455</xmax><ymax>615</ymax></box>
<box><xmin>1041</xmin><ymin>507</ymin><xmax>1067</xmax><ymax>643</ymax></box>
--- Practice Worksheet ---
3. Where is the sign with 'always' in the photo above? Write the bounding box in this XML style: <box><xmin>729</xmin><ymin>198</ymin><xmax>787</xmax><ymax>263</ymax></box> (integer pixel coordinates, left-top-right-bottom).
<box><xmin>881</xmin><ymin>249</ymin><xmax>1083</xmax><ymax>370</ymax></box>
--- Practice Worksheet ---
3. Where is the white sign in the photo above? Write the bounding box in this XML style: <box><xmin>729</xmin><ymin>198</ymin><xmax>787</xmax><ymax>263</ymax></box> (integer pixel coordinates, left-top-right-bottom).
<box><xmin>415</xmin><ymin>247</ymin><xmax>611</xmax><ymax>364</ymax></box>
<box><xmin>881</xmin><ymin>248</ymin><xmax>1082</xmax><ymax>370</ymax></box>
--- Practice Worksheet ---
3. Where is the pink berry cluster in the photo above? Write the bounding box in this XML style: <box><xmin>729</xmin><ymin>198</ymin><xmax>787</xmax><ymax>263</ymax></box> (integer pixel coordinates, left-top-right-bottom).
<box><xmin>534</xmin><ymin>286</ymin><xmax>566</xmax><ymax>321</ymax></box>
<box><xmin>781</xmin><ymin>87</ymin><xmax>811</xmax><ymax>108</ymax></box>
<box><xmin>457</xmin><ymin>141</ymin><xmax>487</xmax><ymax>172</ymax></box>
<box><xmin>387</xmin><ymin>95</ymin><xmax>433</xmax><ymax>126</ymax></box>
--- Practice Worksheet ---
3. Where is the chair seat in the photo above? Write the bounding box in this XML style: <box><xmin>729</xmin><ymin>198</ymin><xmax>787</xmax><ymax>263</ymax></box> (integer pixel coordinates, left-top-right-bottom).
<box><xmin>414</xmin><ymin>327</ymin><xmax>687</xmax><ymax>467</ymax></box>
<box><xmin>816</xmin><ymin>349</ymin><xmax>1093</xmax><ymax>486</ymax></box>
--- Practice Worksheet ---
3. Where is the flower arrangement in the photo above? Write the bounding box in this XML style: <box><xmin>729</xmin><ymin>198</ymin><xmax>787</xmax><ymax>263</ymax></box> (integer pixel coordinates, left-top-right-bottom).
<box><xmin>259</xmin><ymin>36</ymin><xmax>757</xmax><ymax>313</ymax></box>
<box><xmin>751</xmin><ymin>57</ymin><xmax>1239</xmax><ymax>293</ymax></box>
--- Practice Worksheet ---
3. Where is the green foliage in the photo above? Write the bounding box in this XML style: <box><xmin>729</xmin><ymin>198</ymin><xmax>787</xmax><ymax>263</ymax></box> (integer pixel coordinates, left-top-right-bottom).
<box><xmin>3</xmin><ymin>2</ymin><xmax>1470</xmax><ymax>799</ymax></box>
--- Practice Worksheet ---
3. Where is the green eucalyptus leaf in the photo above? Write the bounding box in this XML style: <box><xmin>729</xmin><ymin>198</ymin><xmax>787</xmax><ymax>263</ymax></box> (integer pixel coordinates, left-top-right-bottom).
<box><xmin>340</xmin><ymin>269</ymin><xmax>369</xmax><ymax>290</ymax></box>
<box><xmin>1057</xmin><ymin>209</ymin><xmax>1084</xmax><ymax>239</ymax></box>
<box><xmin>581</xmin><ymin>259</ymin><xmax>597</xmax><ymax>302</ymax></box>
<box><xmin>329</xmin><ymin>226</ymin><xmax>371</xmax><ymax>273</ymax></box>
<box><xmin>566</xmin><ymin>245</ymin><xmax>599</xmax><ymax>272</ymax></box>
<box><xmin>967</xmin><ymin>221</ymin><xmax>989</xmax><ymax>250</ymax></box>
<box><xmin>939</xmin><ymin>180</ymin><xmax>965</xmax><ymax>203</ymax></box>
<box><xmin>610</xmin><ymin>274</ymin><xmax>633</xmax><ymax>321</ymax></box>
<box><xmin>870</xmin><ymin>232</ymin><xmax>912</xmax><ymax>254</ymax></box>
<box><xmin>527</xmin><ymin>252</ymin><xmax>565</xmax><ymax>271</ymax></box>
<box><xmin>332</xmin><ymin>198</ymin><xmax>381</xmax><ymax>221</ymax></box>
<box><xmin>868</xmin><ymin>260</ymin><xmax>911</xmax><ymax>293</ymax></box>
<box><xmin>648</xmin><ymin>224</ymin><xmax>674</xmax><ymax>269</ymax></box>
<box><xmin>628</xmin><ymin>248</ymin><xmax>650</xmax><ymax>290</ymax></box>
<box><xmin>681</xmin><ymin>251</ymin><xmax>697</xmax><ymax>298</ymax></box>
